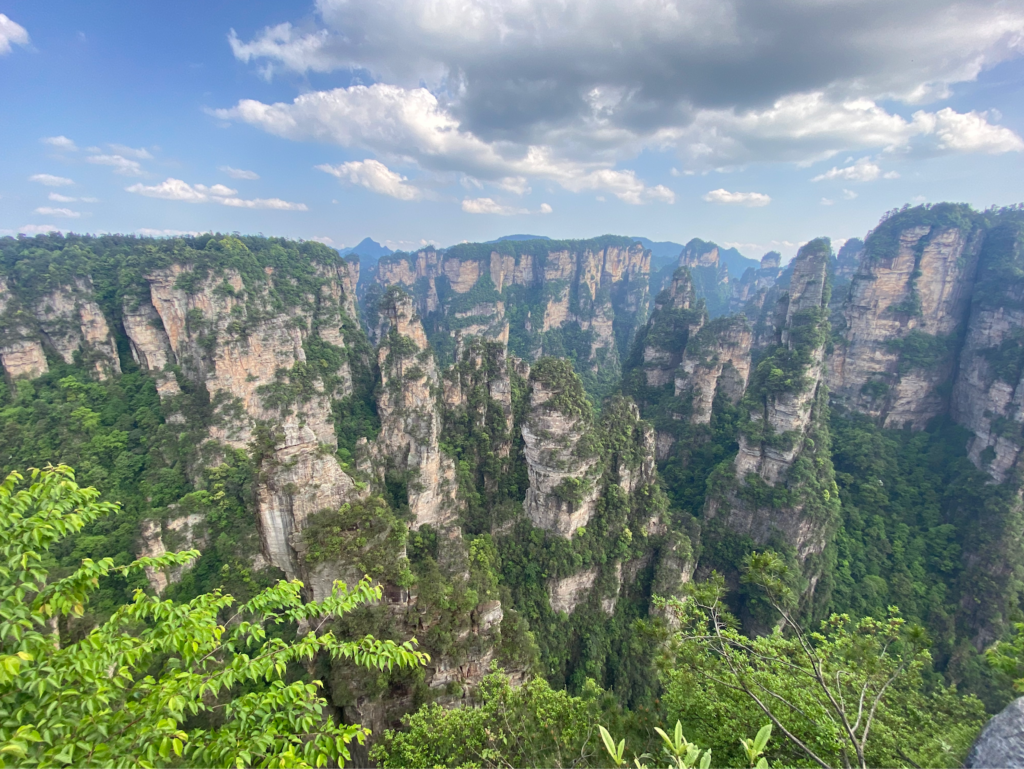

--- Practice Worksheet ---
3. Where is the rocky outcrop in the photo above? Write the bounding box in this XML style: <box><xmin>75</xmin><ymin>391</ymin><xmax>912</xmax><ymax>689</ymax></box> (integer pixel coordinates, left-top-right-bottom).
<box><xmin>372</xmin><ymin>237</ymin><xmax>651</xmax><ymax>376</ymax></box>
<box><xmin>372</xmin><ymin>289</ymin><xmax>459</xmax><ymax>529</ymax></box>
<box><xmin>828</xmin><ymin>219</ymin><xmax>983</xmax><ymax>428</ymax></box>
<box><xmin>548</xmin><ymin>568</ymin><xmax>598</xmax><ymax>614</ymax></box>
<box><xmin>952</xmin><ymin>216</ymin><xmax>1024</xmax><ymax>483</ymax></box>
<box><xmin>634</xmin><ymin>268</ymin><xmax>704</xmax><ymax>389</ymax></box>
<box><xmin>521</xmin><ymin>358</ymin><xmax>602</xmax><ymax>536</ymax></box>
<box><xmin>730</xmin><ymin>252</ymin><xmax>784</xmax><ymax>316</ymax></box>
<box><xmin>137</xmin><ymin>513</ymin><xmax>207</xmax><ymax>594</ymax></box>
<box><xmin>676</xmin><ymin>317</ymin><xmax>752</xmax><ymax>425</ymax></box>
<box><xmin>119</xmin><ymin>247</ymin><xmax>361</xmax><ymax>580</ymax></box>
<box><xmin>0</xmin><ymin>276</ymin><xmax>121</xmax><ymax>382</ymax></box>
<box><xmin>705</xmin><ymin>238</ymin><xmax>840</xmax><ymax>567</ymax></box>
<box><xmin>965</xmin><ymin>697</ymin><xmax>1024</xmax><ymax>768</ymax></box>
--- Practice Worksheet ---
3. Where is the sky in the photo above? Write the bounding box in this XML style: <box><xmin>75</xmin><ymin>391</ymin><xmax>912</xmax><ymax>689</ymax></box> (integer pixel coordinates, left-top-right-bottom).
<box><xmin>1</xmin><ymin>1</ymin><xmax>1023</xmax><ymax>259</ymax></box>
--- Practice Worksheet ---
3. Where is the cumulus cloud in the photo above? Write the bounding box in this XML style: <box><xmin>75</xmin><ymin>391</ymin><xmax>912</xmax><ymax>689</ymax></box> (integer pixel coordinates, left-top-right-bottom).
<box><xmin>214</xmin><ymin>84</ymin><xmax>677</xmax><ymax>202</ymax></box>
<box><xmin>316</xmin><ymin>159</ymin><xmax>422</xmax><ymax>200</ymax></box>
<box><xmin>0</xmin><ymin>14</ymin><xmax>29</xmax><ymax>55</ymax></box>
<box><xmin>126</xmin><ymin>177</ymin><xmax>306</xmax><ymax>210</ymax></box>
<box><xmin>33</xmin><ymin>207</ymin><xmax>81</xmax><ymax>218</ymax></box>
<box><xmin>462</xmin><ymin>198</ymin><xmax>528</xmax><ymax>215</ymax></box>
<box><xmin>811</xmin><ymin>158</ymin><xmax>900</xmax><ymax>182</ymax></box>
<box><xmin>225</xmin><ymin>1</ymin><xmax>1024</xmax><ymax>171</ymax></box>
<box><xmin>29</xmin><ymin>174</ymin><xmax>74</xmax><ymax>187</ymax></box>
<box><xmin>219</xmin><ymin>165</ymin><xmax>260</xmax><ymax>180</ymax></box>
<box><xmin>42</xmin><ymin>136</ymin><xmax>77</xmax><ymax>151</ymax></box>
<box><xmin>462</xmin><ymin>198</ymin><xmax>554</xmax><ymax>214</ymax></box>
<box><xmin>702</xmin><ymin>189</ymin><xmax>771</xmax><ymax>207</ymax></box>
<box><xmin>87</xmin><ymin>154</ymin><xmax>144</xmax><ymax>176</ymax></box>
<box><xmin>19</xmin><ymin>225</ymin><xmax>59</xmax><ymax>235</ymax></box>
<box><xmin>311</xmin><ymin>235</ymin><xmax>334</xmax><ymax>244</ymax></box>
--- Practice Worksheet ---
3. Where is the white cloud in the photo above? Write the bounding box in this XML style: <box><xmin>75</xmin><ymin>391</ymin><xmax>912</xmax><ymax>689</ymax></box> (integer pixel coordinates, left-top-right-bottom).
<box><xmin>311</xmin><ymin>236</ymin><xmax>335</xmax><ymax>244</ymax></box>
<box><xmin>219</xmin><ymin>165</ymin><xmax>260</xmax><ymax>180</ymax></box>
<box><xmin>218</xmin><ymin>196</ymin><xmax>307</xmax><ymax>210</ymax></box>
<box><xmin>812</xmin><ymin>157</ymin><xmax>899</xmax><ymax>182</ymax></box>
<box><xmin>496</xmin><ymin>176</ymin><xmax>531</xmax><ymax>195</ymax></box>
<box><xmin>214</xmin><ymin>84</ymin><xmax>676</xmax><ymax>203</ymax></box>
<box><xmin>29</xmin><ymin>174</ymin><xmax>74</xmax><ymax>187</ymax></box>
<box><xmin>34</xmin><ymin>207</ymin><xmax>81</xmax><ymax>218</ymax></box>
<box><xmin>48</xmin><ymin>193</ymin><xmax>76</xmax><ymax>202</ymax></box>
<box><xmin>108</xmin><ymin>144</ymin><xmax>153</xmax><ymax>159</ymax></box>
<box><xmin>702</xmin><ymin>189</ymin><xmax>771</xmax><ymax>207</ymax></box>
<box><xmin>195</xmin><ymin>183</ymin><xmax>238</xmax><ymax>197</ymax></box>
<box><xmin>462</xmin><ymin>198</ymin><xmax>529</xmax><ymax>215</ymax></box>
<box><xmin>913</xmin><ymin>107</ymin><xmax>1024</xmax><ymax>153</ymax></box>
<box><xmin>0</xmin><ymin>14</ymin><xmax>29</xmax><ymax>55</ymax></box>
<box><xmin>126</xmin><ymin>178</ymin><xmax>307</xmax><ymax>210</ymax></box>
<box><xmin>842</xmin><ymin>189</ymin><xmax>858</xmax><ymax>200</ymax></box>
<box><xmin>42</xmin><ymin>136</ymin><xmax>77</xmax><ymax>151</ymax></box>
<box><xmin>316</xmin><ymin>159</ymin><xmax>422</xmax><ymax>200</ymax></box>
<box><xmin>137</xmin><ymin>228</ymin><xmax>204</xmax><ymax>237</ymax></box>
<box><xmin>19</xmin><ymin>225</ymin><xmax>60</xmax><ymax>235</ymax></box>
<box><xmin>821</xmin><ymin>198</ymin><xmax>835</xmax><ymax>206</ymax></box>
<box><xmin>128</xmin><ymin>178</ymin><xmax>207</xmax><ymax>202</ymax></box>
<box><xmin>540</xmin><ymin>203</ymin><xmax>553</xmax><ymax>214</ymax></box>
<box><xmin>87</xmin><ymin>154</ymin><xmax>144</xmax><ymax>176</ymax></box>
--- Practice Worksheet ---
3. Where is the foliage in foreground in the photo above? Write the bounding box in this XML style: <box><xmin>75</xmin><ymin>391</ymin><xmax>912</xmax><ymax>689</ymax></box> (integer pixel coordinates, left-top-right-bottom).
<box><xmin>0</xmin><ymin>466</ymin><xmax>428</xmax><ymax>768</ymax></box>
<box><xmin>659</xmin><ymin>553</ymin><xmax>987</xmax><ymax>769</ymax></box>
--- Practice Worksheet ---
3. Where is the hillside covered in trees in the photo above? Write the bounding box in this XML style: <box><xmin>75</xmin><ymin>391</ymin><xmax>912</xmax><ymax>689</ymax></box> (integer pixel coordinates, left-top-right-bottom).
<box><xmin>2</xmin><ymin>202</ymin><xmax>1024</xmax><ymax>767</ymax></box>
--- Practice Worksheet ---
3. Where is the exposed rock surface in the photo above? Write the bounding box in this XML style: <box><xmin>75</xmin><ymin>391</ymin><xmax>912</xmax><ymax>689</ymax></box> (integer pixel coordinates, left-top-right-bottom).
<box><xmin>372</xmin><ymin>290</ymin><xmax>459</xmax><ymax>529</ymax></box>
<box><xmin>548</xmin><ymin>568</ymin><xmax>598</xmax><ymax>614</ymax></box>
<box><xmin>119</xmin><ymin>254</ymin><xmax>361</xmax><ymax>581</ymax></box>
<box><xmin>137</xmin><ymin>514</ymin><xmax>207</xmax><ymax>594</ymax></box>
<box><xmin>676</xmin><ymin>317</ymin><xmax>752</xmax><ymax>425</ymax></box>
<box><xmin>372</xmin><ymin>238</ymin><xmax>650</xmax><ymax>373</ymax></box>
<box><xmin>522</xmin><ymin>365</ymin><xmax>602</xmax><ymax>536</ymax></box>
<box><xmin>828</xmin><ymin>222</ymin><xmax>982</xmax><ymax>428</ymax></box>
<box><xmin>705</xmin><ymin>239</ymin><xmax>839</xmax><ymax>566</ymax></box>
<box><xmin>965</xmin><ymin>697</ymin><xmax>1024</xmax><ymax>768</ymax></box>
<box><xmin>0</xmin><ymin>276</ymin><xmax>121</xmax><ymax>382</ymax></box>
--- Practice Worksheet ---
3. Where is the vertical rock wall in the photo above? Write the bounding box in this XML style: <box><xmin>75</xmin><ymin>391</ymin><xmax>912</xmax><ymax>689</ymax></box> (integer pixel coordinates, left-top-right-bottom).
<box><xmin>372</xmin><ymin>290</ymin><xmax>459</xmax><ymax>529</ymax></box>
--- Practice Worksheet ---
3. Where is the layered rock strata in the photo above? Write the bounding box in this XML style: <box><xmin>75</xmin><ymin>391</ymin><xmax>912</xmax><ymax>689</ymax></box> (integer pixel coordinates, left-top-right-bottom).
<box><xmin>372</xmin><ymin>290</ymin><xmax>459</xmax><ymax>529</ymax></box>
<box><xmin>118</xmin><ymin>253</ymin><xmax>361</xmax><ymax>580</ymax></box>
<box><xmin>828</xmin><ymin>220</ymin><xmax>983</xmax><ymax>428</ymax></box>
<box><xmin>521</xmin><ymin>359</ymin><xmax>602</xmax><ymax>536</ymax></box>
<box><xmin>373</xmin><ymin>238</ymin><xmax>651</xmax><ymax>372</ymax></box>
<box><xmin>705</xmin><ymin>238</ymin><xmax>840</xmax><ymax>566</ymax></box>
<box><xmin>0</xmin><ymin>276</ymin><xmax>121</xmax><ymax>382</ymax></box>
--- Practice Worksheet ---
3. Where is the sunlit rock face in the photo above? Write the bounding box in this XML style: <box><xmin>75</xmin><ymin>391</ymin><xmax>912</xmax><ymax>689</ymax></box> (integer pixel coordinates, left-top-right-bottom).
<box><xmin>705</xmin><ymin>239</ymin><xmax>840</xmax><ymax>572</ymax></box>
<box><xmin>0</xmin><ymin>276</ymin><xmax>121</xmax><ymax>383</ymax></box>
<box><xmin>828</xmin><ymin>222</ymin><xmax>982</xmax><ymax>429</ymax></box>
<box><xmin>119</xmin><ymin>255</ymin><xmax>361</xmax><ymax>581</ymax></box>
<box><xmin>371</xmin><ymin>238</ymin><xmax>651</xmax><ymax>379</ymax></box>
<box><xmin>371</xmin><ymin>289</ymin><xmax>459</xmax><ymax>530</ymax></box>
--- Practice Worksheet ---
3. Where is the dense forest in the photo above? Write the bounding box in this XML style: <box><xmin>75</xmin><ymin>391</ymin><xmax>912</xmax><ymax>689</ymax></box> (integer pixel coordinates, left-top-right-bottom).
<box><xmin>2</xmin><ymin>202</ymin><xmax>1024</xmax><ymax>767</ymax></box>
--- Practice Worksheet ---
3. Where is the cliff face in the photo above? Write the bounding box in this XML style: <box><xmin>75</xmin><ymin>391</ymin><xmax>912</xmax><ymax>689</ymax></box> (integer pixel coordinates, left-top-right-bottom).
<box><xmin>370</xmin><ymin>237</ymin><xmax>650</xmax><ymax>395</ymax></box>
<box><xmin>372</xmin><ymin>289</ymin><xmax>459</xmax><ymax>530</ymax></box>
<box><xmin>828</xmin><ymin>218</ymin><xmax>983</xmax><ymax>428</ymax></box>
<box><xmin>522</xmin><ymin>359</ymin><xmax>603</xmax><ymax>536</ymax></box>
<box><xmin>118</xmin><ymin>249</ymin><xmax>362</xmax><ymax>583</ymax></box>
<box><xmin>0</xmin><ymin>276</ymin><xmax>121</xmax><ymax>382</ymax></box>
<box><xmin>704</xmin><ymin>239</ymin><xmax>840</xmax><ymax>572</ymax></box>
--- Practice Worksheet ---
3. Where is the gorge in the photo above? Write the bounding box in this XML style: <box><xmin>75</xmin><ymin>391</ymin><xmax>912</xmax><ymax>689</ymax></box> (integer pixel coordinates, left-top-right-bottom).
<box><xmin>2</xmin><ymin>201</ymin><xmax>1023</xmax><ymax>761</ymax></box>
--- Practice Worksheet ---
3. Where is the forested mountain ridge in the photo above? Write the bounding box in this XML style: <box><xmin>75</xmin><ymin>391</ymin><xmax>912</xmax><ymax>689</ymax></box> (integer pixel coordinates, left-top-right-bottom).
<box><xmin>1</xmin><ymin>202</ymin><xmax>1023</xmax><ymax>760</ymax></box>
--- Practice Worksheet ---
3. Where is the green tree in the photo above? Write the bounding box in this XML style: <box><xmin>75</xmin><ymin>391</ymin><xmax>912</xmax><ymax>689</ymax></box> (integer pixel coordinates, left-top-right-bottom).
<box><xmin>658</xmin><ymin>552</ymin><xmax>985</xmax><ymax>769</ymax></box>
<box><xmin>0</xmin><ymin>466</ymin><xmax>428</xmax><ymax>768</ymax></box>
<box><xmin>370</xmin><ymin>668</ymin><xmax>620</xmax><ymax>768</ymax></box>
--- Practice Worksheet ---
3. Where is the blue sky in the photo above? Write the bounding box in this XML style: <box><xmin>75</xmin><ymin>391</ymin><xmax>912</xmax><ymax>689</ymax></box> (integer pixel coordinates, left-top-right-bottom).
<box><xmin>2</xmin><ymin>1</ymin><xmax>1023</xmax><ymax>259</ymax></box>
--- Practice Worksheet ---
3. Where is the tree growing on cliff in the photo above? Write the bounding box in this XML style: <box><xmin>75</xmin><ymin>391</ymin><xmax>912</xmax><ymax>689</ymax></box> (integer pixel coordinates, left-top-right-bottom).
<box><xmin>0</xmin><ymin>465</ymin><xmax>428</xmax><ymax>768</ymax></box>
<box><xmin>658</xmin><ymin>552</ymin><xmax>985</xmax><ymax>769</ymax></box>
